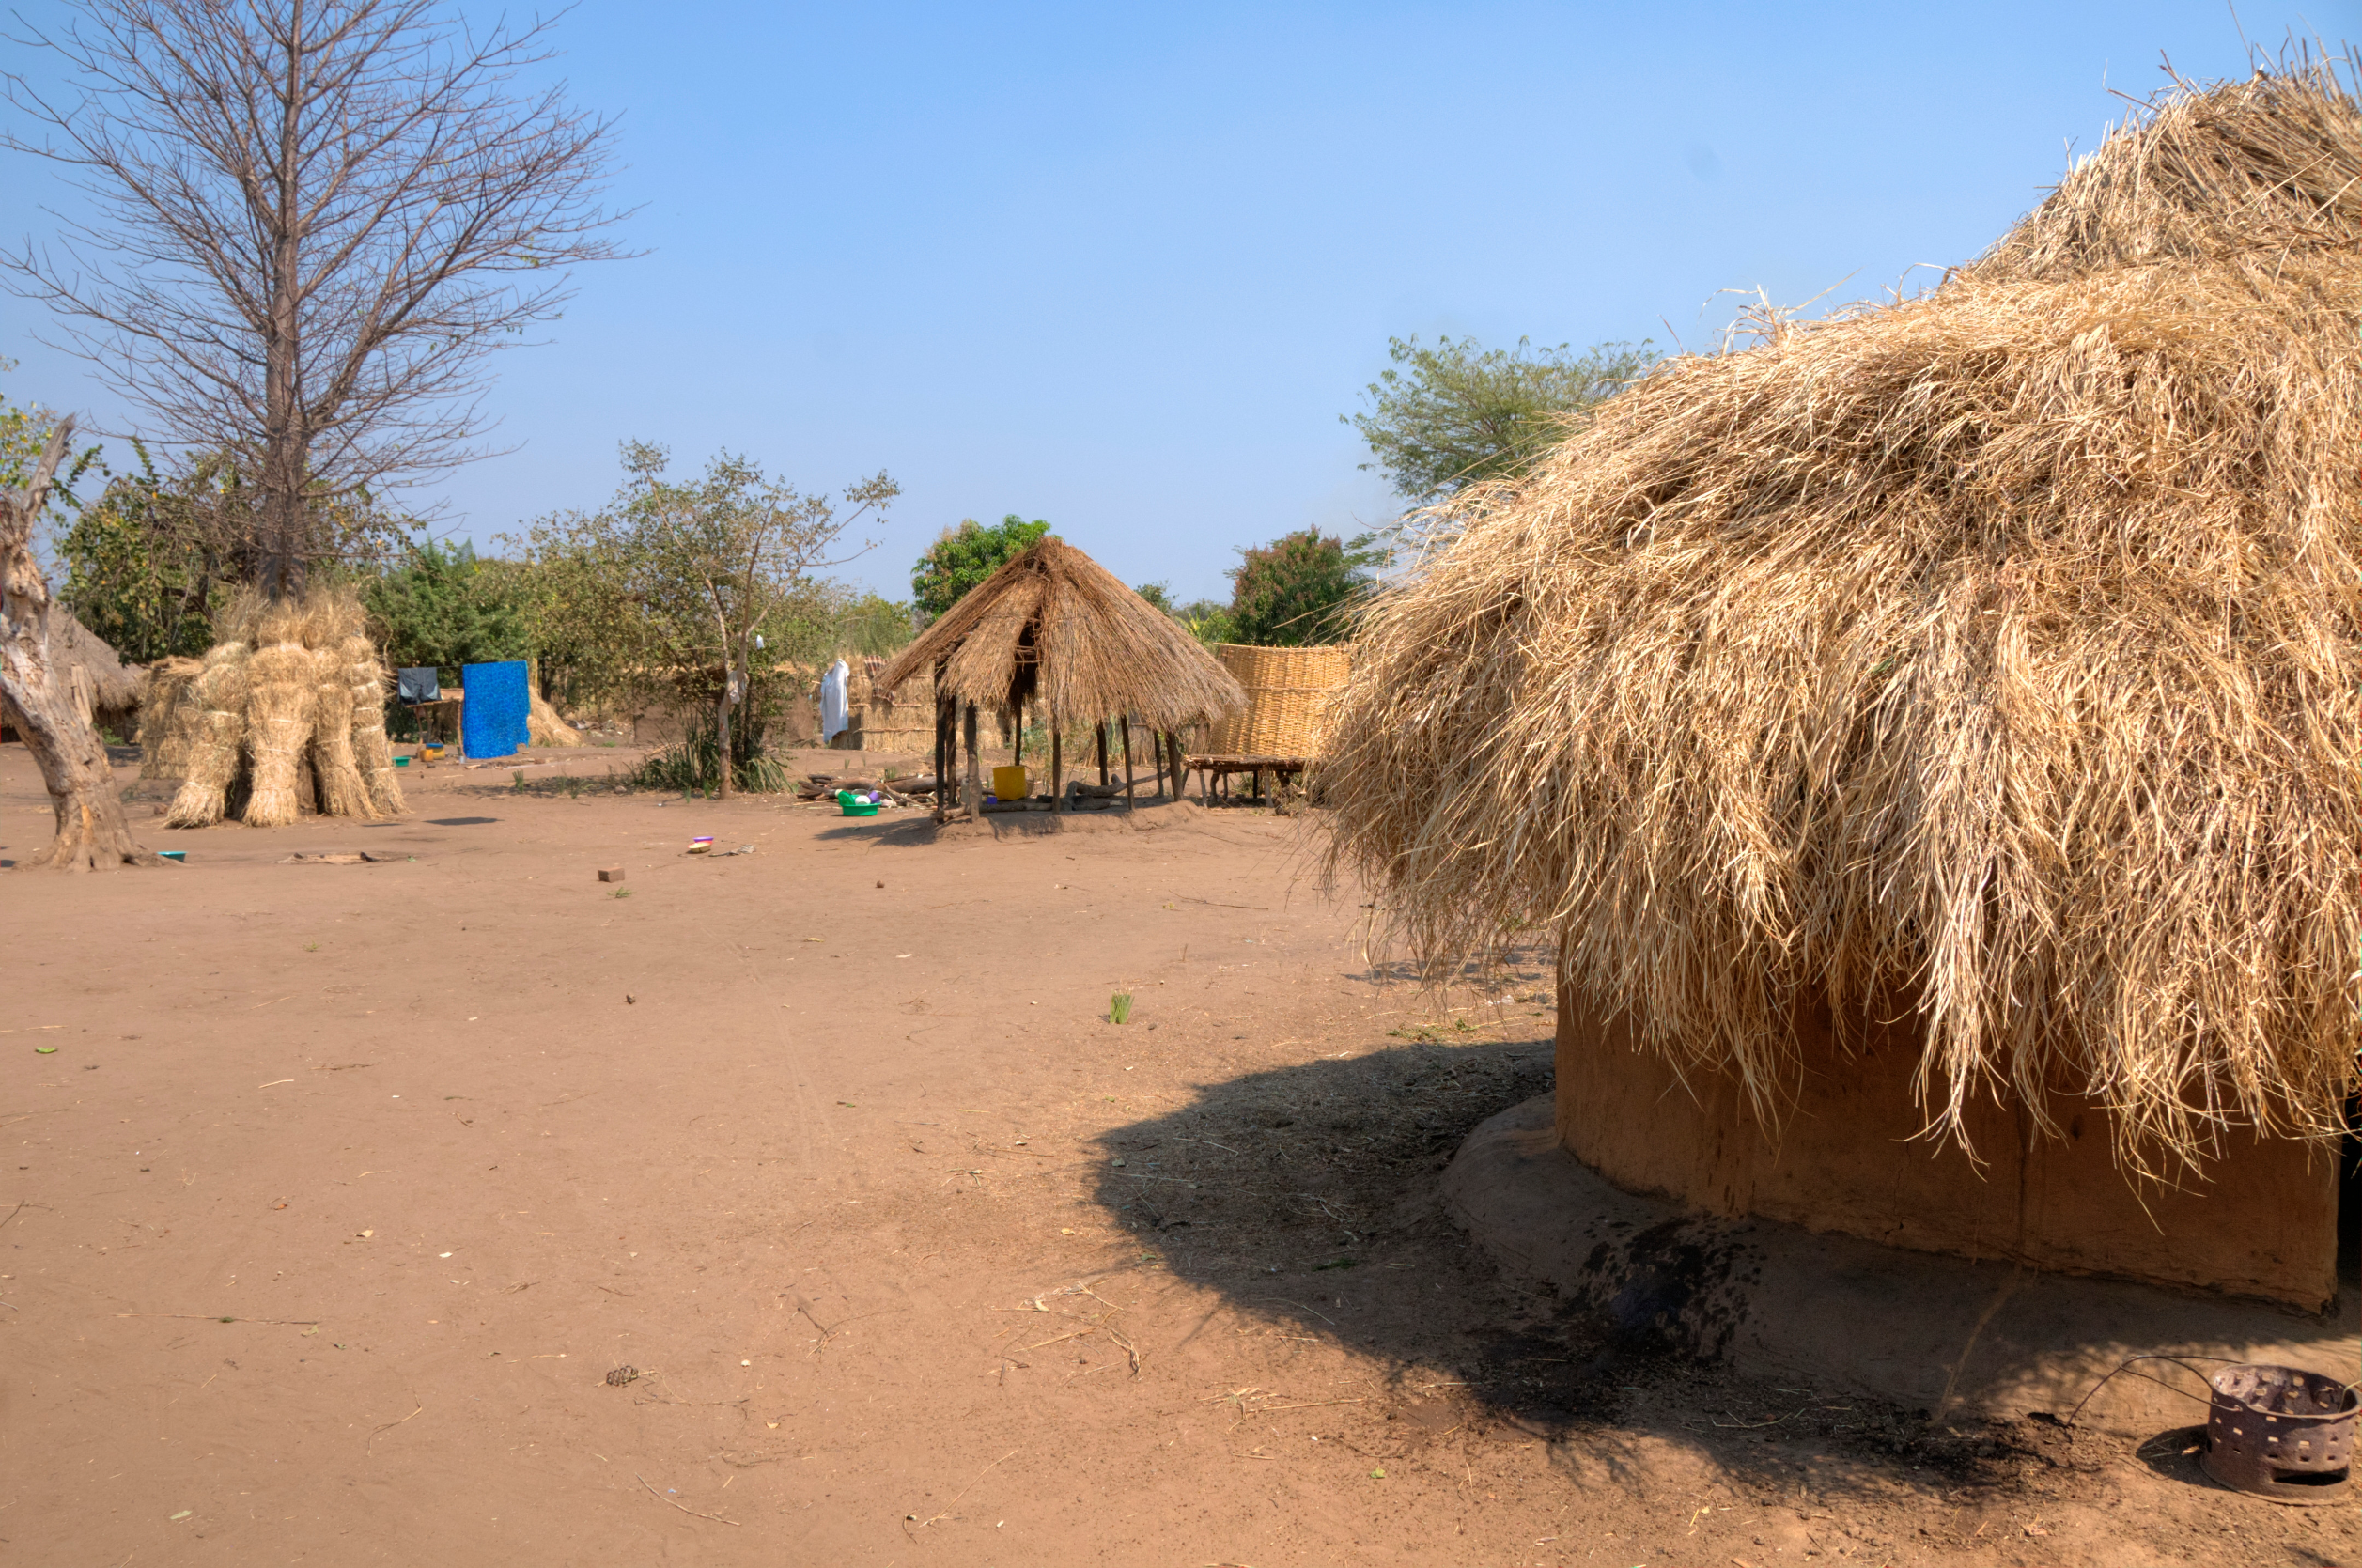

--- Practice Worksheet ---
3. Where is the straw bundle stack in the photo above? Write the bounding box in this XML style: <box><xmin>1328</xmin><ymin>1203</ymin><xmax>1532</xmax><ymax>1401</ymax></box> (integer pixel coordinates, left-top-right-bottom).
<box><xmin>306</xmin><ymin>644</ymin><xmax>375</xmax><ymax>818</ymax></box>
<box><xmin>345</xmin><ymin>635</ymin><xmax>404</xmax><ymax>815</ymax></box>
<box><xmin>161</xmin><ymin>586</ymin><xmax>403</xmax><ymax>828</ymax></box>
<box><xmin>241</xmin><ymin>636</ymin><xmax>317</xmax><ymax>828</ymax></box>
<box><xmin>1321</xmin><ymin>63</ymin><xmax>2362</xmax><ymax>1172</ymax></box>
<box><xmin>139</xmin><ymin>657</ymin><xmax>204</xmax><ymax>779</ymax></box>
<box><xmin>163</xmin><ymin>643</ymin><xmax>251</xmax><ymax>827</ymax></box>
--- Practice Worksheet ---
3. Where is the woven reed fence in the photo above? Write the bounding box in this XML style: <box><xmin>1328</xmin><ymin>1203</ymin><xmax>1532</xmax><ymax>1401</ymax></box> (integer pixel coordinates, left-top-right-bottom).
<box><xmin>1204</xmin><ymin>643</ymin><xmax>1352</xmax><ymax>757</ymax></box>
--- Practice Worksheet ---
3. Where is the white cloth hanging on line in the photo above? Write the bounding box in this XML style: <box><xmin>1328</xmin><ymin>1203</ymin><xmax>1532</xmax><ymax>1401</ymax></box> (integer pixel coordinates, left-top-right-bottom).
<box><xmin>820</xmin><ymin>659</ymin><xmax>850</xmax><ymax>742</ymax></box>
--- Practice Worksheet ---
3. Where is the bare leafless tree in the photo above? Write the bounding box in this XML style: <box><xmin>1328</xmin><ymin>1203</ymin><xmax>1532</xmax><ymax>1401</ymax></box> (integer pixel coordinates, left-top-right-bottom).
<box><xmin>4</xmin><ymin>0</ymin><xmax>631</xmax><ymax>596</ymax></box>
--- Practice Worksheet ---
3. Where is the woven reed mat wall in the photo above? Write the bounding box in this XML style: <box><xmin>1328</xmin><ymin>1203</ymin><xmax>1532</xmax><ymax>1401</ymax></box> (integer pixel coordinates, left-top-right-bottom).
<box><xmin>1206</xmin><ymin>643</ymin><xmax>1352</xmax><ymax>757</ymax></box>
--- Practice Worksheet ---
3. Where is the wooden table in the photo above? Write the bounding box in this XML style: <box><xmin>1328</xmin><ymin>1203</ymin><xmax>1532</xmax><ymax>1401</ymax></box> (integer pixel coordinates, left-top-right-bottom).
<box><xmin>1184</xmin><ymin>753</ymin><xmax>1311</xmax><ymax>804</ymax></box>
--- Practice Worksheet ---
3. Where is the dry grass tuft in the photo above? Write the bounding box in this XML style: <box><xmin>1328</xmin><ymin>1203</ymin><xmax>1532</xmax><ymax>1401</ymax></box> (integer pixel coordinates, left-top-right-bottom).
<box><xmin>1975</xmin><ymin>56</ymin><xmax>2362</xmax><ymax>280</ymax></box>
<box><xmin>1323</xmin><ymin>65</ymin><xmax>2362</xmax><ymax>1172</ymax></box>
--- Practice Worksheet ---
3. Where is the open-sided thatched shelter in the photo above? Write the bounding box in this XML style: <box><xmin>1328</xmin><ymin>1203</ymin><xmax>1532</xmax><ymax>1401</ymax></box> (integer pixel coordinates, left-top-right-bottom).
<box><xmin>1324</xmin><ymin>67</ymin><xmax>2362</xmax><ymax>1316</ymax></box>
<box><xmin>878</xmin><ymin>538</ymin><xmax>1243</xmax><ymax>818</ymax></box>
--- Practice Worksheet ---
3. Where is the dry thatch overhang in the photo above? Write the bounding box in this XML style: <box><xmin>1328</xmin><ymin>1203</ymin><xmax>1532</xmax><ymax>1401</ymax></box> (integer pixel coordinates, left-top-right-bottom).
<box><xmin>1</xmin><ymin>607</ymin><xmax>143</xmax><ymax>739</ymax></box>
<box><xmin>56</xmin><ymin>608</ymin><xmax>143</xmax><ymax>732</ymax></box>
<box><xmin>878</xmin><ymin>537</ymin><xmax>1244</xmax><ymax>729</ymax></box>
<box><xmin>1321</xmin><ymin>64</ymin><xmax>2362</xmax><ymax>1175</ymax></box>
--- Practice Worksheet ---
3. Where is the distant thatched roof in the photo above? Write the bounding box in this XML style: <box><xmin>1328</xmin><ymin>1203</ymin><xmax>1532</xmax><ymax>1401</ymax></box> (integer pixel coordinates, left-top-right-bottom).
<box><xmin>878</xmin><ymin>538</ymin><xmax>1243</xmax><ymax>729</ymax></box>
<box><xmin>56</xmin><ymin>608</ymin><xmax>143</xmax><ymax>726</ymax></box>
<box><xmin>1322</xmin><ymin>65</ymin><xmax>2362</xmax><ymax>1172</ymax></box>
<box><xmin>0</xmin><ymin>606</ymin><xmax>143</xmax><ymax>739</ymax></box>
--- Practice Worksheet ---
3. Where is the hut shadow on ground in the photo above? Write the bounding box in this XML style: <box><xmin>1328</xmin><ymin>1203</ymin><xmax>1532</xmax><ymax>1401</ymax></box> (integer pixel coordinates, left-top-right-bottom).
<box><xmin>1084</xmin><ymin>1034</ymin><xmax>2133</xmax><ymax>1514</ymax></box>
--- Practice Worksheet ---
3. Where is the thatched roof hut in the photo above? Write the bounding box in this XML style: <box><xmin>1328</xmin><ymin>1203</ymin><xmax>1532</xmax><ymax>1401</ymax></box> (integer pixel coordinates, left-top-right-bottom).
<box><xmin>879</xmin><ymin>538</ymin><xmax>1243</xmax><ymax>815</ymax></box>
<box><xmin>1323</xmin><ymin>68</ymin><xmax>2362</xmax><ymax>1313</ymax></box>
<box><xmin>881</xmin><ymin>538</ymin><xmax>1242</xmax><ymax>727</ymax></box>
<box><xmin>0</xmin><ymin>607</ymin><xmax>143</xmax><ymax>743</ymax></box>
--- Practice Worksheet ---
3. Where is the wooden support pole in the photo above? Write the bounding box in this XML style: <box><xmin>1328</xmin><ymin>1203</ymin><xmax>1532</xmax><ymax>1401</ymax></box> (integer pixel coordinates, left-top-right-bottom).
<box><xmin>1013</xmin><ymin>693</ymin><xmax>1023</xmax><ymax>768</ymax></box>
<box><xmin>1120</xmin><ymin>716</ymin><xmax>1136</xmax><ymax>811</ymax></box>
<box><xmin>1050</xmin><ymin>721</ymin><xmax>1064</xmax><ymax>813</ymax></box>
<box><xmin>933</xmin><ymin>691</ymin><xmax>949</xmax><ymax>825</ymax></box>
<box><xmin>1096</xmin><ymin>721</ymin><xmax>1109</xmax><ymax>785</ymax></box>
<box><xmin>963</xmin><ymin>703</ymin><xmax>982</xmax><ymax>816</ymax></box>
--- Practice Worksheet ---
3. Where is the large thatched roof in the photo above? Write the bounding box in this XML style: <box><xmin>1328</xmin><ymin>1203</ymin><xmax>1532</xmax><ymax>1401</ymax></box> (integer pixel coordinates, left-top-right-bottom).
<box><xmin>878</xmin><ymin>538</ymin><xmax>1243</xmax><ymax>729</ymax></box>
<box><xmin>1322</xmin><ymin>65</ymin><xmax>2362</xmax><ymax>1171</ymax></box>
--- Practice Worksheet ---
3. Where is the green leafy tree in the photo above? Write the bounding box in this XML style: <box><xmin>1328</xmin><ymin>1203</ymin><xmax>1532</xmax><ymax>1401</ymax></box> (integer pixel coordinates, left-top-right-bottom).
<box><xmin>834</xmin><ymin>592</ymin><xmax>916</xmax><ymax>657</ymax></box>
<box><xmin>495</xmin><ymin>530</ymin><xmax>644</xmax><ymax>714</ymax></box>
<box><xmin>524</xmin><ymin>442</ymin><xmax>896</xmax><ymax>796</ymax></box>
<box><xmin>364</xmin><ymin>538</ymin><xmax>528</xmax><ymax>683</ymax></box>
<box><xmin>1345</xmin><ymin>335</ymin><xmax>1656</xmax><ymax>505</ymax></box>
<box><xmin>0</xmin><ymin>385</ymin><xmax>98</xmax><ymax>510</ymax></box>
<box><xmin>1226</xmin><ymin>528</ymin><xmax>1379</xmax><ymax>646</ymax></box>
<box><xmin>910</xmin><ymin>515</ymin><xmax>1050</xmax><ymax>621</ymax></box>
<box><xmin>54</xmin><ymin>442</ymin><xmax>232</xmax><ymax>662</ymax></box>
<box><xmin>1175</xmin><ymin>598</ymin><xmax>1235</xmax><ymax>645</ymax></box>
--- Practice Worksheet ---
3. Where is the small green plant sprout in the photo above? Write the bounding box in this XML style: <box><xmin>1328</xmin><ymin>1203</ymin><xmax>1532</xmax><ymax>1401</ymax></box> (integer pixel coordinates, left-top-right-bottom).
<box><xmin>304</xmin><ymin>941</ymin><xmax>320</xmax><ymax>952</ymax></box>
<box><xmin>611</xmin><ymin>887</ymin><xmax>633</xmax><ymax>899</ymax></box>
<box><xmin>512</xmin><ymin>769</ymin><xmax>526</xmax><ymax>791</ymax></box>
<box><xmin>1109</xmin><ymin>990</ymin><xmax>1133</xmax><ymax>1025</ymax></box>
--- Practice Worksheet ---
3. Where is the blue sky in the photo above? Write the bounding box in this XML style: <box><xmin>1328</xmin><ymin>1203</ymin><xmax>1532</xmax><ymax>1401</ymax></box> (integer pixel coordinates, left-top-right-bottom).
<box><xmin>5</xmin><ymin>1</ymin><xmax>2357</xmax><ymax>603</ymax></box>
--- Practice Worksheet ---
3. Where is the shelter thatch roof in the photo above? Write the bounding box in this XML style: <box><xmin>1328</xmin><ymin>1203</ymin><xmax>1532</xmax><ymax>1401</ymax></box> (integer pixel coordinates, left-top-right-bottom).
<box><xmin>0</xmin><ymin>606</ymin><xmax>143</xmax><ymax>738</ymax></box>
<box><xmin>57</xmin><ymin>608</ymin><xmax>143</xmax><ymax>730</ymax></box>
<box><xmin>1322</xmin><ymin>64</ymin><xmax>2362</xmax><ymax>1172</ymax></box>
<box><xmin>878</xmin><ymin>538</ymin><xmax>1244</xmax><ymax>729</ymax></box>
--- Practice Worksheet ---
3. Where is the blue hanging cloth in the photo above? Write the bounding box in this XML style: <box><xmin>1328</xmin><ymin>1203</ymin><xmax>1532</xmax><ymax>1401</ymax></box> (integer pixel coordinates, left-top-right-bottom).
<box><xmin>461</xmin><ymin>660</ymin><xmax>532</xmax><ymax>759</ymax></box>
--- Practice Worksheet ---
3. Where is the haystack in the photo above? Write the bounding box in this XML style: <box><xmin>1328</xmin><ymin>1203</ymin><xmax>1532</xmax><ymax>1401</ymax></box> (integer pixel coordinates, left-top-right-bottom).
<box><xmin>153</xmin><ymin>588</ymin><xmax>405</xmax><ymax>826</ymax></box>
<box><xmin>1323</xmin><ymin>67</ymin><xmax>2362</xmax><ymax>1313</ymax></box>
<box><xmin>528</xmin><ymin>688</ymin><xmax>583</xmax><ymax>747</ymax></box>
<box><xmin>878</xmin><ymin>538</ymin><xmax>1243</xmax><ymax>814</ymax></box>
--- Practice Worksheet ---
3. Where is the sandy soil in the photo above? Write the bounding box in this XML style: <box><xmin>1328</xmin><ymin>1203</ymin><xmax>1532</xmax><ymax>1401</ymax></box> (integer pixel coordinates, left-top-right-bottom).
<box><xmin>2</xmin><ymin>741</ymin><xmax>2354</xmax><ymax>1566</ymax></box>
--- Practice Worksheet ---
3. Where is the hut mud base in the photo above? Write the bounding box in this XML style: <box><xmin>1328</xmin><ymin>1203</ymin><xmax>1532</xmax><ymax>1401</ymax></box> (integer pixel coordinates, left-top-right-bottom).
<box><xmin>1555</xmin><ymin>986</ymin><xmax>2335</xmax><ymax>1310</ymax></box>
<box><xmin>1445</xmin><ymin>1095</ymin><xmax>2361</xmax><ymax>1433</ymax></box>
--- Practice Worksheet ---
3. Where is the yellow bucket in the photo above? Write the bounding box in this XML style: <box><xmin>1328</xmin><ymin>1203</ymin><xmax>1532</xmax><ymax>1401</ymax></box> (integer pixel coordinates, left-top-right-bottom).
<box><xmin>991</xmin><ymin>764</ymin><xmax>1029</xmax><ymax>800</ymax></box>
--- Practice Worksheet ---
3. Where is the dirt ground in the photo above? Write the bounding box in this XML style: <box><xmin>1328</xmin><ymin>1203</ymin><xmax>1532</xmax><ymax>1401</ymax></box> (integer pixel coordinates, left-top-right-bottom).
<box><xmin>3</xmin><ymin>740</ymin><xmax>2356</xmax><ymax>1566</ymax></box>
